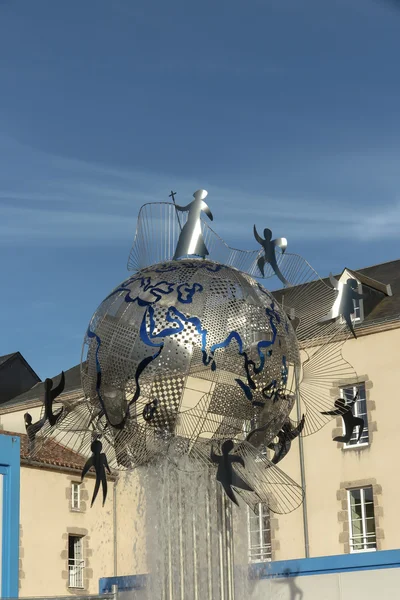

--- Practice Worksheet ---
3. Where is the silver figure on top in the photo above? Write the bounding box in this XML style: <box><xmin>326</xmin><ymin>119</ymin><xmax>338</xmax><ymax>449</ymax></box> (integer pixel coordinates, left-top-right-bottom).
<box><xmin>319</xmin><ymin>273</ymin><xmax>366</xmax><ymax>338</ymax></box>
<box><xmin>173</xmin><ymin>189</ymin><xmax>213</xmax><ymax>260</ymax></box>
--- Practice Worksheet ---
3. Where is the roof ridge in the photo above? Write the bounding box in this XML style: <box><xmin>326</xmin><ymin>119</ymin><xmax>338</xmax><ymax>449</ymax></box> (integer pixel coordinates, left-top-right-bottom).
<box><xmin>355</xmin><ymin>257</ymin><xmax>400</xmax><ymax>273</ymax></box>
<box><xmin>0</xmin><ymin>352</ymin><xmax>18</xmax><ymax>367</ymax></box>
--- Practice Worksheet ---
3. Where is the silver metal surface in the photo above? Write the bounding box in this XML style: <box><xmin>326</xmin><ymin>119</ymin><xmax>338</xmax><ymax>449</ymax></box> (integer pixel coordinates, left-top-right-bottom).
<box><xmin>173</xmin><ymin>189</ymin><xmax>213</xmax><ymax>259</ymax></box>
<box><xmin>29</xmin><ymin>194</ymin><xmax>361</xmax><ymax>517</ymax></box>
<box><xmin>126</xmin><ymin>195</ymin><xmax>326</xmax><ymax>288</ymax></box>
<box><xmin>127</xmin><ymin>200</ymin><xmax>261</xmax><ymax>276</ymax></box>
<box><xmin>319</xmin><ymin>273</ymin><xmax>365</xmax><ymax>337</ymax></box>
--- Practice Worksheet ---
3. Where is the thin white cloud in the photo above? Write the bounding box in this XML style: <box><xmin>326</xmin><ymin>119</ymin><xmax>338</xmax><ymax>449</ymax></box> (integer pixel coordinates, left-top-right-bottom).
<box><xmin>0</xmin><ymin>134</ymin><xmax>399</xmax><ymax>249</ymax></box>
<box><xmin>0</xmin><ymin>204</ymin><xmax>134</xmax><ymax>243</ymax></box>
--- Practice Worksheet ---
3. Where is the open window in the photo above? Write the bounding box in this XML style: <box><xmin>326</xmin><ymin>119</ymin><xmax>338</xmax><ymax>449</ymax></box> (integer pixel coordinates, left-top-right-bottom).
<box><xmin>340</xmin><ymin>383</ymin><xmax>369</xmax><ymax>447</ymax></box>
<box><xmin>68</xmin><ymin>535</ymin><xmax>85</xmax><ymax>588</ymax></box>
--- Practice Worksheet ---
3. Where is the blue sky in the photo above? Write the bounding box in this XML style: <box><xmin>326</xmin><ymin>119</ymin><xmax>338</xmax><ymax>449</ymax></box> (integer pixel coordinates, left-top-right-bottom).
<box><xmin>1</xmin><ymin>0</ymin><xmax>399</xmax><ymax>379</ymax></box>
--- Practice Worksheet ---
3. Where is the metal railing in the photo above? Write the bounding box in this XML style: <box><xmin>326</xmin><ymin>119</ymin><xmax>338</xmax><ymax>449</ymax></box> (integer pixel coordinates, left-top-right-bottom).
<box><xmin>350</xmin><ymin>531</ymin><xmax>377</xmax><ymax>552</ymax></box>
<box><xmin>68</xmin><ymin>558</ymin><xmax>85</xmax><ymax>589</ymax></box>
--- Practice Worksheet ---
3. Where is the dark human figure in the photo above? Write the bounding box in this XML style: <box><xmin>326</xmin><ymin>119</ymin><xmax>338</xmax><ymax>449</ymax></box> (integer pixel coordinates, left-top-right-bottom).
<box><xmin>81</xmin><ymin>438</ymin><xmax>111</xmax><ymax>507</ymax></box>
<box><xmin>267</xmin><ymin>415</ymin><xmax>306</xmax><ymax>465</ymax></box>
<box><xmin>44</xmin><ymin>371</ymin><xmax>65</xmax><ymax>426</ymax></box>
<box><xmin>319</xmin><ymin>274</ymin><xmax>366</xmax><ymax>338</ymax></box>
<box><xmin>143</xmin><ymin>398</ymin><xmax>158</xmax><ymax>422</ymax></box>
<box><xmin>24</xmin><ymin>411</ymin><xmax>46</xmax><ymax>453</ymax></box>
<box><xmin>211</xmin><ymin>439</ymin><xmax>254</xmax><ymax>506</ymax></box>
<box><xmin>253</xmin><ymin>225</ymin><xmax>289</xmax><ymax>286</ymax></box>
<box><xmin>23</xmin><ymin>371</ymin><xmax>65</xmax><ymax>453</ymax></box>
<box><xmin>274</xmin><ymin>568</ymin><xmax>303</xmax><ymax>600</ymax></box>
<box><xmin>321</xmin><ymin>392</ymin><xmax>364</xmax><ymax>443</ymax></box>
<box><xmin>173</xmin><ymin>189</ymin><xmax>213</xmax><ymax>259</ymax></box>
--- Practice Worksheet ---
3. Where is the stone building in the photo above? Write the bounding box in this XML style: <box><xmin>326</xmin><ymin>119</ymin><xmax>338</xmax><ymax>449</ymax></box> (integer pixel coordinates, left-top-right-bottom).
<box><xmin>0</xmin><ymin>257</ymin><xmax>399</xmax><ymax>597</ymax></box>
<box><xmin>265</xmin><ymin>258</ymin><xmax>400</xmax><ymax>562</ymax></box>
<box><xmin>0</xmin><ymin>367</ymin><xmax>145</xmax><ymax>597</ymax></box>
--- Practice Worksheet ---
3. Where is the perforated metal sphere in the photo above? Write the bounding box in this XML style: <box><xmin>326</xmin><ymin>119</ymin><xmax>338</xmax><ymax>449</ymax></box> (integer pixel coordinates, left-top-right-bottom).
<box><xmin>81</xmin><ymin>259</ymin><xmax>300</xmax><ymax>466</ymax></box>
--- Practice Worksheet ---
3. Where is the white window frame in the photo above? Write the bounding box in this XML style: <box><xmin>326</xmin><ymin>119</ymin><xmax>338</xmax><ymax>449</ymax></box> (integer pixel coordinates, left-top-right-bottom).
<box><xmin>347</xmin><ymin>487</ymin><xmax>377</xmax><ymax>553</ymax></box>
<box><xmin>71</xmin><ymin>482</ymin><xmax>81</xmax><ymax>511</ymax></box>
<box><xmin>352</xmin><ymin>282</ymin><xmax>364</xmax><ymax>323</ymax></box>
<box><xmin>247</xmin><ymin>503</ymin><xmax>272</xmax><ymax>563</ymax></box>
<box><xmin>68</xmin><ymin>535</ymin><xmax>85</xmax><ymax>588</ymax></box>
<box><xmin>340</xmin><ymin>383</ymin><xmax>369</xmax><ymax>449</ymax></box>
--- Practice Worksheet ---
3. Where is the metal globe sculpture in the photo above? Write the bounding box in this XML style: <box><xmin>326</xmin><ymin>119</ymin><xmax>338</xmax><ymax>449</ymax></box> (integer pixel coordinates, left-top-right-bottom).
<box><xmin>27</xmin><ymin>188</ymin><xmax>360</xmax><ymax>514</ymax></box>
<box><xmin>82</xmin><ymin>259</ymin><xmax>300</xmax><ymax>460</ymax></box>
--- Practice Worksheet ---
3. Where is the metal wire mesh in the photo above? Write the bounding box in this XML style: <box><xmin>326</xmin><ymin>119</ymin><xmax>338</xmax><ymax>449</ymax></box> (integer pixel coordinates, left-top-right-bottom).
<box><xmin>27</xmin><ymin>201</ymin><xmax>363</xmax><ymax>514</ymax></box>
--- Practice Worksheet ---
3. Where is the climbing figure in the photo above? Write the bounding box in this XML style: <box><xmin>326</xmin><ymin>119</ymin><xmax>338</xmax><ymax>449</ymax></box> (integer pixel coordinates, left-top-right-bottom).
<box><xmin>211</xmin><ymin>439</ymin><xmax>254</xmax><ymax>506</ymax></box>
<box><xmin>81</xmin><ymin>437</ymin><xmax>111</xmax><ymax>507</ymax></box>
<box><xmin>44</xmin><ymin>371</ymin><xmax>65</xmax><ymax>426</ymax></box>
<box><xmin>319</xmin><ymin>274</ymin><xmax>365</xmax><ymax>338</ymax></box>
<box><xmin>23</xmin><ymin>371</ymin><xmax>65</xmax><ymax>453</ymax></box>
<box><xmin>24</xmin><ymin>411</ymin><xmax>46</xmax><ymax>453</ymax></box>
<box><xmin>321</xmin><ymin>391</ymin><xmax>364</xmax><ymax>444</ymax></box>
<box><xmin>173</xmin><ymin>189</ymin><xmax>213</xmax><ymax>259</ymax></box>
<box><xmin>267</xmin><ymin>415</ymin><xmax>306</xmax><ymax>465</ymax></box>
<box><xmin>253</xmin><ymin>225</ymin><xmax>289</xmax><ymax>286</ymax></box>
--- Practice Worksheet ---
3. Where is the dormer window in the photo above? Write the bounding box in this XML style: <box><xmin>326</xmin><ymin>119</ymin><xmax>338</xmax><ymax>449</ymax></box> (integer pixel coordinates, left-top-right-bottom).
<box><xmin>352</xmin><ymin>283</ymin><xmax>364</xmax><ymax>323</ymax></box>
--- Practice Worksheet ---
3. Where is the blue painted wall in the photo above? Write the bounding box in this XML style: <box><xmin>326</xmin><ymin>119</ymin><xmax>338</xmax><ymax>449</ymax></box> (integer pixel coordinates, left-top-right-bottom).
<box><xmin>250</xmin><ymin>549</ymin><xmax>400</xmax><ymax>579</ymax></box>
<box><xmin>99</xmin><ymin>575</ymin><xmax>146</xmax><ymax>593</ymax></box>
<box><xmin>99</xmin><ymin>549</ymin><xmax>400</xmax><ymax>593</ymax></box>
<box><xmin>0</xmin><ymin>434</ymin><xmax>21</xmax><ymax>598</ymax></box>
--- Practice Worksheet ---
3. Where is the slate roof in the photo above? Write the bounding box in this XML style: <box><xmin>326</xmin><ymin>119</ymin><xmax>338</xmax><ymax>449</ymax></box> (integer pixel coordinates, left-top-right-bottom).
<box><xmin>0</xmin><ymin>363</ymin><xmax>82</xmax><ymax>410</ymax></box>
<box><xmin>356</xmin><ymin>259</ymin><xmax>400</xmax><ymax>322</ymax></box>
<box><xmin>272</xmin><ymin>258</ymin><xmax>400</xmax><ymax>328</ymax></box>
<box><xmin>0</xmin><ymin>351</ymin><xmax>41</xmax><ymax>380</ymax></box>
<box><xmin>0</xmin><ymin>430</ymin><xmax>86</xmax><ymax>472</ymax></box>
<box><xmin>0</xmin><ymin>353</ymin><xmax>16</xmax><ymax>367</ymax></box>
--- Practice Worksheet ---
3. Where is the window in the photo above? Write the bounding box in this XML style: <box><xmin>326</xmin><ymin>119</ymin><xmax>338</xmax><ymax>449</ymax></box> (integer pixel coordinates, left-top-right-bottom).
<box><xmin>353</xmin><ymin>297</ymin><xmax>361</xmax><ymax>321</ymax></box>
<box><xmin>68</xmin><ymin>535</ymin><xmax>85</xmax><ymax>588</ymax></box>
<box><xmin>248</xmin><ymin>503</ymin><xmax>272</xmax><ymax>562</ymax></box>
<box><xmin>352</xmin><ymin>283</ymin><xmax>363</xmax><ymax>322</ymax></box>
<box><xmin>341</xmin><ymin>383</ymin><xmax>369</xmax><ymax>447</ymax></box>
<box><xmin>347</xmin><ymin>487</ymin><xmax>377</xmax><ymax>552</ymax></box>
<box><xmin>71</xmin><ymin>482</ymin><xmax>81</xmax><ymax>510</ymax></box>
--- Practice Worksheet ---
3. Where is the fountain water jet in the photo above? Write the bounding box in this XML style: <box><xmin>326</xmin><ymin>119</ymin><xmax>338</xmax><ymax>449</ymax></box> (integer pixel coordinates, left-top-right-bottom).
<box><xmin>141</xmin><ymin>457</ymin><xmax>252</xmax><ymax>600</ymax></box>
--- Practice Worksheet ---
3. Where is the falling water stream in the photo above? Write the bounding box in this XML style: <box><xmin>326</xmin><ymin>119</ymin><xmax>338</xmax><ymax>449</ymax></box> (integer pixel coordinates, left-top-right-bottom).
<box><xmin>139</xmin><ymin>458</ymin><xmax>251</xmax><ymax>600</ymax></box>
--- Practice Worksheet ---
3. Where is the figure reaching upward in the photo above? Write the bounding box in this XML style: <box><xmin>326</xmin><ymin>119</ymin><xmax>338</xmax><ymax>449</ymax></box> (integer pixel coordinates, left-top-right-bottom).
<box><xmin>24</xmin><ymin>411</ymin><xmax>46</xmax><ymax>453</ymax></box>
<box><xmin>211</xmin><ymin>440</ymin><xmax>254</xmax><ymax>506</ymax></box>
<box><xmin>44</xmin><ymin>371</ymin><xmax>65</xmax><ymax>426</ymax></box>
<box><xmin>267</xmin><ymin>415</ymin><xmax>306</xmax><ymax>465</ymax></box>
<box><xmin>173</xmin><ymin>189</ymin><xmax>213</xmax><ymax>259</ymax></box>
<box><xmin>319</xmin><ymin>274</ymin><xmax>366</xmax><ymax>338</ymax></box>
<box><xmin>253</xmin><ymin>225</ymin><xmax>289</xmax><ymax>286</ymax></box>
<box><xmin>321</xmin><ymin>391</ymin><xmax>364</xmax><ymax>444</ymax></box>
<box><xmin>23</xmin><ymin>371</ymin><xmax>65</xmax><ymax>453</ymax></box>
<box><xmin>81</xmin><ymin>438</ymin><xmax>111</xmax><ymax>507</ymax></box>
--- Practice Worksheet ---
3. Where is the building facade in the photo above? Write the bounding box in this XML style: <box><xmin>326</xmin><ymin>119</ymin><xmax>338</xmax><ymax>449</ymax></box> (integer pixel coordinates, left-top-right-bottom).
<box><xmin>0</xmin><ymin>365</ymin><xmax>147</xmax><ymax>597</ymax></box>
<box><xmin>0</xmin><ymin>258</ymin><xmax>399</xmax><ymax>596</ymax></box>
<box><xmin>251</xmin><ymin>259</ymin><xmax>400</xmax><ymax>564</ymax></box>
